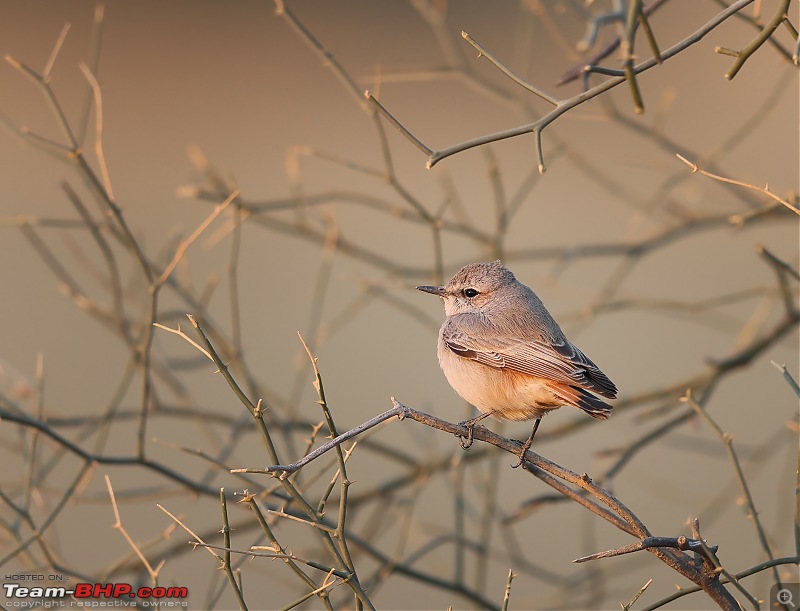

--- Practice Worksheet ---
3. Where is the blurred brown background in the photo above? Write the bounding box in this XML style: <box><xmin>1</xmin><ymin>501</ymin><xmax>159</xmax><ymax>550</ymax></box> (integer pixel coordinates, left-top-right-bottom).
<box><xmin>1</xmin><ymin>1</ymin><xmax>797</xmax><ymax>610</ymax></box>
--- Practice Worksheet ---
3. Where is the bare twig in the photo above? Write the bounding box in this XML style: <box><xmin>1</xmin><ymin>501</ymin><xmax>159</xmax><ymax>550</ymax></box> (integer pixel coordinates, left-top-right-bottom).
<box><xmin>721</xmin><ymin>0</ymin><xmax>792</xmax><ymax>79</ymax></box>
<box><xmin>501</xmin><ymin>568</ymin><xmax>516</xmax><ymax>611</ymax></box>
<box><xmin>392</xmin><ymin>0</ymin><xmax>758</xmax><ymax>169</ymax></box>
<box><xmin>771</xmin><ymin>361</ymin><xmax>800</xmax><ymax>397</ymax></box>
<box><xmin>676</xmin><ymin>154</ymin><xmax>800</xmax><ymax>216</ymax></box>
<box><xmin>77</xmin><ymin>3</ymin><xmax>105</xmax><ymax>144</ymax></box>
<box><xmin>78</xmin><ymin>62</ymin><xmax>115</xmax><ymax>202</ymax></box>
<box><xmin>158</xmin><ymin>191</ymin><xmax>237</xmax><ymax>286</ymax></box>
<box><xmin>557</xmin><ymin>0</ymin><xmax>672</xmax><ymax>85</ymax></box>
<box><xmin>219</xmin><ymin>489</ymin><xmax>248</xmax><ymax>610</ymax></box>
<box><xmin>461</xmin><ymin>31</ymin><xmax>560</xmax><ymax>105</ymax></box>
<box><xmin>364</xmin><ymin>91</ymin><xmax>433</xmax><ymax>156</ymax></box>
<box><xmin>622</xmin><ymin>578</ymin><xmax>653</xmax><ymax>610</ymax></box>
<box><xmin>105</xmin><ymin>475</ymin><xmax>163</xmax><ymax>584</ymax></box>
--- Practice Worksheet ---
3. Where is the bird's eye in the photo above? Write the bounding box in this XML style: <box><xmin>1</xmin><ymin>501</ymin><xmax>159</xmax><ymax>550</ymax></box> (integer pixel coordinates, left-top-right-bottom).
<box><xmin>463</xmin><ymin>288</ymin><xmax>479</xmax><ymax>298</ymax></box>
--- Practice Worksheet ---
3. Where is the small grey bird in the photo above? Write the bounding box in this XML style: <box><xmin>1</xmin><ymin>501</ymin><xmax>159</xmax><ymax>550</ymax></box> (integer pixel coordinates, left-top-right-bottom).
<box><xmin>417</xmin><ymin>261</ymin><xmax>617</xmax><ymax>466</ymax></box>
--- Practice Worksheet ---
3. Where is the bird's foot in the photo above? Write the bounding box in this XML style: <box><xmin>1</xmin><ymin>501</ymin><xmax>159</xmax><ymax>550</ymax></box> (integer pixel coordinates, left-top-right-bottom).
<box><xmin>456</xmin><ymin>412</ymin><xmax>492</xmax><ymax>450</ymax></box>
<box><xmin>511</xmin><ymin>436</ymin><xmax>533</xmax><ymax>468</ymax></box>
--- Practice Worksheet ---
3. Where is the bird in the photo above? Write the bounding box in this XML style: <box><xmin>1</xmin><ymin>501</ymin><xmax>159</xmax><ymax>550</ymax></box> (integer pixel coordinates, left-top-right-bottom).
<box><xmin>417</xmin><ymin>261</ymin><xmax>617</xmax><ymax>467</ymax></box>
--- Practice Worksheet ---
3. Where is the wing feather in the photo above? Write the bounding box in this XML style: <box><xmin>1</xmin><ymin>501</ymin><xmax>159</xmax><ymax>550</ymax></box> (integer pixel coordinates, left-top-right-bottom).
<box><xmin>442</xmin><ymin>314</ymin><xmax>617</xmax><ymax>399</ymax></box>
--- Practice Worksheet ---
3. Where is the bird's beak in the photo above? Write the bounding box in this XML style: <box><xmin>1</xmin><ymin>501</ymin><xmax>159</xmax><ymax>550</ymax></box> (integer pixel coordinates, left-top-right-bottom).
<box><xmin>416</xmin><ymin>285</ymin><xmax>447</xmax><ymax>297</ymax></box>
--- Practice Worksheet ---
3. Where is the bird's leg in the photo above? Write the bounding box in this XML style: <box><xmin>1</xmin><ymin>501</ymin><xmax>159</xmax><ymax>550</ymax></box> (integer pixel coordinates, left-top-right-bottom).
<box><xmin>512</xmin><ymin>417</ymin><xmax>541</xmax><ymax>468</ymax></box>
<box><xmin>456</xmin><ymin>411</ymin><xmax>493</xmax><ymax>450</ymax></box>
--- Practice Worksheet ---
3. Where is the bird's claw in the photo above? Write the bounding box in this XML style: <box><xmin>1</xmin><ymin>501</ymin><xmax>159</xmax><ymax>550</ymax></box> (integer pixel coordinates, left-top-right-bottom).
<box><xmin>457</xmin><ymin>423</ymin><xmax>476</xmax><ymax>450</ymax></box>
<box><xmin>511</xmin><ymin>445</ymin><xmax>527</xmax><ymax>468</ymax></box>
<box><xmin>455</xmin><ymin>412</ymin><xmax>493</xmax><ymax>451</ymax></box>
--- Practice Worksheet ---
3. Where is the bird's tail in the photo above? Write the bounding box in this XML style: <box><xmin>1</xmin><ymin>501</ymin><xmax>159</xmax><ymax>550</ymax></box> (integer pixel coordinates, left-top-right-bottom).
<box><xmin>550</xmin><ymin>384</ymin><xmax>613</xmax><ymax>420</ymax></box>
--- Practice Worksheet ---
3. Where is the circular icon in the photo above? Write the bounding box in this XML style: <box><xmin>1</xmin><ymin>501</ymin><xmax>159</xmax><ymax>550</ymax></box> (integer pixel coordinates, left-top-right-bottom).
<box><xmin>777</xmin><ymin>588</ymin><xmax>795</xmax><ymax>608</ymax></box>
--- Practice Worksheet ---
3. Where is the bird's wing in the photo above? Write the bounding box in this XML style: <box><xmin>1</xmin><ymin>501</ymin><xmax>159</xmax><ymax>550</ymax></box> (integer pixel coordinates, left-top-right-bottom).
<box><xmin>442</xmin><ymin>315</ymin><xmax>617</xmax><ymax>399</ymax></box>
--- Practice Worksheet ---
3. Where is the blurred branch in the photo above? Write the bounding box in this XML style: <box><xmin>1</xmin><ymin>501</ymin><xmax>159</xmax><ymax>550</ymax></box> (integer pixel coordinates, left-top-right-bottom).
<box><xmin>105</xmin><ymin>475</ymin><xmax>163</xmax><ymax>584</ymax></box>
<box><xmin>644</xmin><ymin>555</ymin><xmax>800</xmax><ymax>609</ymax></box>
<box><xmin>77</xmin><ymin>3</ymin><xmax>105</xmax><ymax>145</ymax></box>
<box><xmin>623</xmin><ymin>578</ymin><xmax>653</xmax><ymax>610</ymax></box>
<box><xmin>0</xmin><ymin>403</ymin><xmax>231</xmax><ymax>498</ymax></box>
<box><xmin>157</xmin><ymin>191</ymin><xmax>236</xmax><ymax>287</ymax></box>
<box><xmin>681</xmin><ymin>391</ymin><xmax>786</xmax><ymax>591</ymax></box>
<box><xmin>558</xmin><ymin>0</ymin><xmax>671</xmax><ymax>85</ymax></box>
<box><xmin>757</xmin><ymin>244</ymin><xmax>800</xmax><ymax>317</ymax></box>
<box><xmin>78</xmin><ymin>62</ymin><xmax>114</xmax><ymax>202</ymax></box>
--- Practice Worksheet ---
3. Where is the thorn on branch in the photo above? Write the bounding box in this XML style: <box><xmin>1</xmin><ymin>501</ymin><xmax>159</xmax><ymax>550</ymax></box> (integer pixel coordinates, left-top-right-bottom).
<box><xmin>715</xmin><ymin>46</ymin><xmax>740</xmax><ymax>57</ymax></box>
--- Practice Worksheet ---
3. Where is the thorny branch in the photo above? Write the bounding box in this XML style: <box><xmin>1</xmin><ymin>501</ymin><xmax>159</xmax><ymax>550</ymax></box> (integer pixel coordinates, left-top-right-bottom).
<box><xmin>253</xmin><ymin>398</ymin><xmax>741</xmax><ymax>607</ymax></box>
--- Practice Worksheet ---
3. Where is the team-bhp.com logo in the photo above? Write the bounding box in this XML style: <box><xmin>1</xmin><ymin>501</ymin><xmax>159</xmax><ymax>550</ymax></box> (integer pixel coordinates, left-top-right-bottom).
<box><xmin>4</xmin><ymin>582</ymin><xmax>188</xmax><ymax>607</ymax></box>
